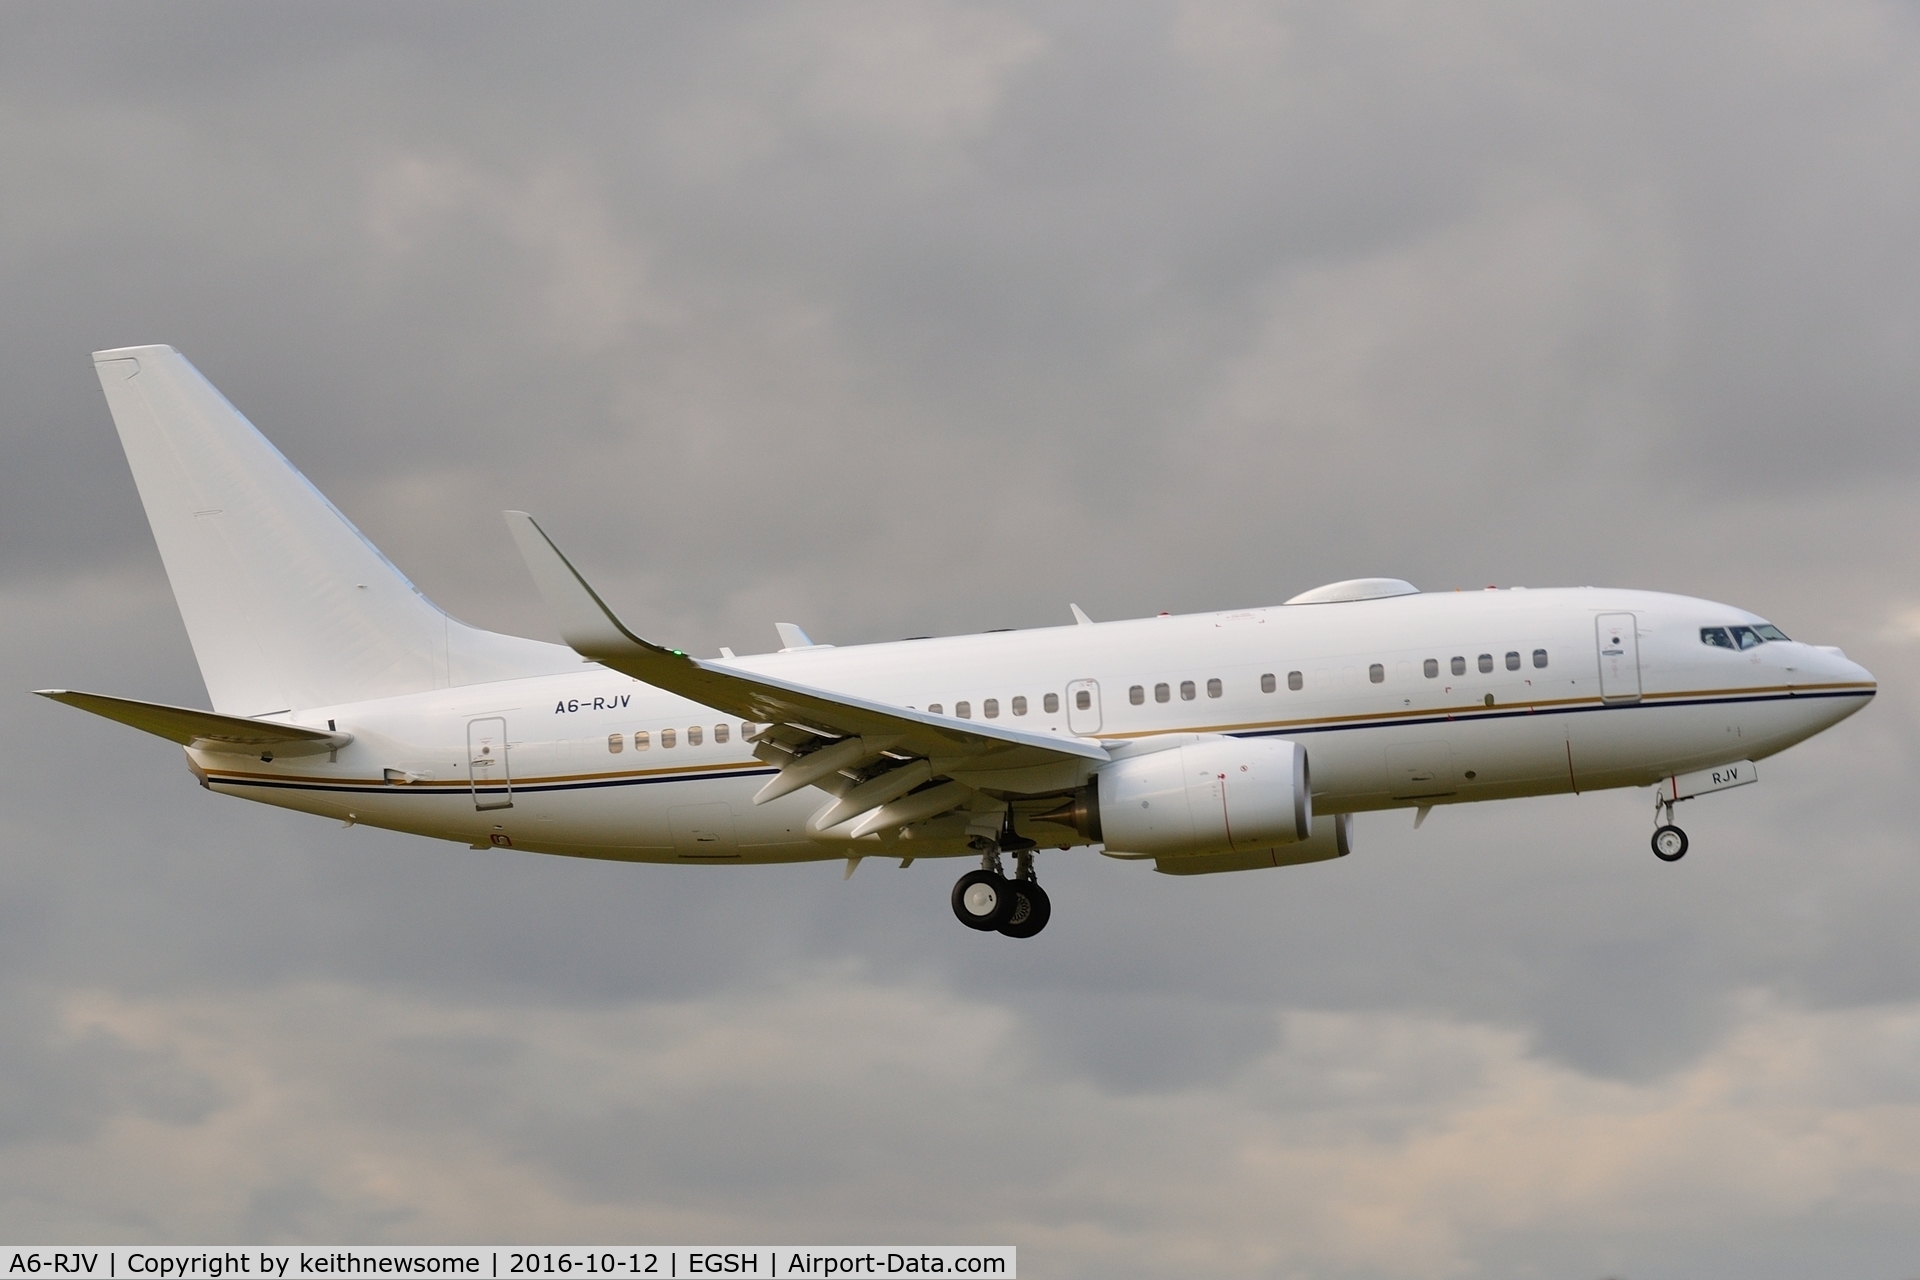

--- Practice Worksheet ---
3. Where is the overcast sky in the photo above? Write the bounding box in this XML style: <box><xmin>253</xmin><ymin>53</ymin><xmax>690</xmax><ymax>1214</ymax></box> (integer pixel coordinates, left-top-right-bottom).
<box><xmin>4</xmin><ymin>2</ymin><xmax>1920</xmax><ymax>1275</ymax></box>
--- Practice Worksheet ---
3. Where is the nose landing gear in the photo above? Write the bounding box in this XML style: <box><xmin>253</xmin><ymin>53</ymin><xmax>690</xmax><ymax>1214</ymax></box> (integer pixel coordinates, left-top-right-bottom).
<box><xmin>1651</xmin><ymin>795</ymin><xmax>1688</xmax><ymax>862</ymax></box>
<box><xmin>949</xmin><ymin>806</ymin><xmax>1053</xmax><ymax>936</ymax></box>
<box><xmin>1652</xmin><ymin>824</ymin><xmax>1689</xmax><ymax>861</ymax></box>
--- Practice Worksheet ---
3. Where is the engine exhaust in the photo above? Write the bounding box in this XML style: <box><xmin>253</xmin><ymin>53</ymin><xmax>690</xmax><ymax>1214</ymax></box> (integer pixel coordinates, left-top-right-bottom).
<box><xmin>1035</xmin><ymin>782</ymin><xmax>1101</xmax><ymax>843</ymax></box>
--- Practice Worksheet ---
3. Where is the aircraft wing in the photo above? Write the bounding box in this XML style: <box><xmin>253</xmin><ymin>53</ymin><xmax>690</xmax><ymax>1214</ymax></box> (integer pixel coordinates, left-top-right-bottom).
<box><xmin>505</xmin><ymin>512</ymin><xmax>1106</xmax><ymax>824</ymax></box>
<box><xmin>34</xmin><ymin>690</ymin><xmax>353</xmax><ymax>756</ymax></box>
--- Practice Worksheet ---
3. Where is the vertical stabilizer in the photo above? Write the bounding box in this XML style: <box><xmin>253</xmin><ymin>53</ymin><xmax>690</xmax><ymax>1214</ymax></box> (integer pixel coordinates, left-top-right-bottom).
<box><xmin>92</xmin><ymin>346</ymin><xmax>574</xmax><ymax>715</ymax></box>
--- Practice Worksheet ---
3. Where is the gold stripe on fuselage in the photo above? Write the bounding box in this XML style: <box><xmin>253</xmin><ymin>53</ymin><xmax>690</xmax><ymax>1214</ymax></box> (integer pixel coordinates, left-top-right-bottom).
<box><xmin>202</xmin><ymin>681</ymin><xmax>1874</xmax><ymax>789</ymax></box>
<box><xmin>201</xmin><ymin>757</ymin><xmax>772</xmax><ymax>790</ymax></box>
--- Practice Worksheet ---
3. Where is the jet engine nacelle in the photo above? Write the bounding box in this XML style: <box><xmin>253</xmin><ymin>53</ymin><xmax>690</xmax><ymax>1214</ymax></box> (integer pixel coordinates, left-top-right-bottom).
<box><xmin>1043</xmin><ymin>737</ymin><xmax>1310</xmax><ymax>857</ymax></box>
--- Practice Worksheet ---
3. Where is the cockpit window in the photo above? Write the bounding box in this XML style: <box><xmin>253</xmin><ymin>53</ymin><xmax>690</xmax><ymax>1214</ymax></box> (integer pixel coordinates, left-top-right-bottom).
<box><xmin>1704</xmin><ymin>623</ymin><xmax>1789</xmax><ymax>649</ymax></box>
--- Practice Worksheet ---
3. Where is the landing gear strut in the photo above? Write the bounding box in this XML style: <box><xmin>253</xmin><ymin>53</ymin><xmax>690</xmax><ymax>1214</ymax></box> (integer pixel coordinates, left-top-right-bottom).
<box><xmin>949</xmin><ymin>806</ymin><xmax>1052</xmax><ymax>937</ymax></box>
<box><xmin>1651</xmin><ymin>795</ymin><xmax>1688</xmax><ymax>862</ymax></box>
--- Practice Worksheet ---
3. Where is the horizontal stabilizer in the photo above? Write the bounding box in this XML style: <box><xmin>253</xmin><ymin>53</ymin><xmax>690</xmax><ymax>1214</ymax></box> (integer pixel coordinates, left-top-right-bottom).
<box><xmin>503</xmin><ymin>511</ymin><xmax>1107</xmax><ymax>771</ymax></box>
<box><xmin>35</xmin><ymin>689</ymin><xmax>351</xmax><ymax>757</ymax></box>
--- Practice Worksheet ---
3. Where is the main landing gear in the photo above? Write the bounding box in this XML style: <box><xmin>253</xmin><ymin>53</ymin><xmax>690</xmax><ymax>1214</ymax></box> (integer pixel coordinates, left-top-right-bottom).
<box><xmin>951</xmin><ymin>806</ymin><xmax>1052</xmax><ymax>938</ymax></box>
<box><xmin>1651</xmin><ymin>795</ymin><xmax>1689</xmax><ymax>862</ymax></box>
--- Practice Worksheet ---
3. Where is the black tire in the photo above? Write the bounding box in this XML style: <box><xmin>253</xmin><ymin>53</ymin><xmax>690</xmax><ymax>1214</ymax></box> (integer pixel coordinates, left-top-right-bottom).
<box><xmin>1652</xmin><ymin>824</ymin><xmax>1689</xmax><ymax>862</ymax></box>
<box><xmin>952</xmin><ymin>870</ymin><xmax>1017</xmax><ymax>931</ymax></box>
<box><xmin>998</xmin><ymin>880</ymin><xmax>1052</xmax><ymax>938</ymax></box>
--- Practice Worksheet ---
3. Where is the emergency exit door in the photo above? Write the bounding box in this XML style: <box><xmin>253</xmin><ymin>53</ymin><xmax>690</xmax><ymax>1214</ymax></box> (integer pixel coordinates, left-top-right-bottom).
<box><xmin>1595</xmin><ymin>613</ymin><xmax>1641</xmax><ymax>704</ymax></box>
<box><xmin>1065</xmin><ymin>679</ymin><xmax>1102</xmax><ymax>734</ymax></box>
<box><xmin>468</xmin><ymin>717</ymin><xmax>513</xmax><ymax>810</ymax></box>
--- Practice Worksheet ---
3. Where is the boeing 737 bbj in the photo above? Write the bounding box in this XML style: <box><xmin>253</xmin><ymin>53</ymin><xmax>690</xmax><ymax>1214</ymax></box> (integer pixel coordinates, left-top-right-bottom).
<box><xmin>38</xmin><ymin>347</ymin><xmax>1876</xmax><ymax>938</ymax></box>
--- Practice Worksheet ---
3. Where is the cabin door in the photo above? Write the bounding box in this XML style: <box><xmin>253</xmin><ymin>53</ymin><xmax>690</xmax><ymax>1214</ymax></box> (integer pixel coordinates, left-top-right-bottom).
<box><xmin>1595</xmin><ymin>613</ymin><xmax>1642</xmax><ymax>704</ymax></box>
<box><xmin>468</xmin><ymin>717</ymin><xmax>513</xmax><ymax>810</ymax></box>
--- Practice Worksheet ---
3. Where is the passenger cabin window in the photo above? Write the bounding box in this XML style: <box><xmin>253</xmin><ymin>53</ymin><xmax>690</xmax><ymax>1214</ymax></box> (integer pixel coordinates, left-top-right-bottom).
<box><xmin>1180</xmin><ymin>680</ymin><xmax>1196</xmax><ymax>701</ymax></box>
<box><xmin>1260</xmin><ymin>673</ymin><xmax>1276</xmax><ymax>693</ymax></box>
<box><xmin>1368</xmin><ymin>663</ymin><xmax>1384</xmax><ymax>683</ymax></box>
<box><xmin>1533</xmin><ymin>650</ymin><xmax>1548</xmax><ymax>668</ymax></box>
<box><xmin>1075</xmin><ymin>689</ymin><xmax>1092</xmax><ymax>711</ymax></box>
<box><xmin>1287</xmin><ymin>671</ymin><xmax>1303</xmax><ymax>691</ymax></box>
<box><xmin>661</xmin><ymin>728</ymin><xmax>676</xmax><ymax>749</ymax></box>
<box><xmin>1130</xmin><ymin>685</ymin><xmax>1145</xmax><ymax>705</ymax></box>
<box><xmin>1451</xmin><ymin>656</ymin><xmax>1466</xmax><ymax>676</ymax></box>
<box><xmin>983</xmin><ymin>698</ymin><xmax>999</xmax><ymax>719</ymax></box>
<box><xmin>1424</xmin><ymin>658</ymin><xmax>1439</xmax><ymax>678</ymax></box>
<box><xmin>1505</xmin><ymin>651</ymin><xmax>1520</xmax><ymax>671</ymax></box>
<box><xmin>688</xmin><ymin>725</ymin><xmax>703</xmax><ymax>745</ymax></box>
<box><xmin>1477</xmin><ymin>654</ymin><xmax>1493</xmax><ymax>674</ymax></box>
<box><xmin>607</xmin><ymin>733</ymin><xmax>624</xmax><ymax>754</ymax></box>
<box><xmin>741</xmin><ymin>722</ymin><xmax>756</xmax><ymax>739</ymax></box>
<box><xmin>715</xmin><ymin>723</ymin><xmax>730</xmax><ymax>743</ymax></box>
<box><xmin>1012</xmin><ymin>696</ymin><xmax>1028</xmax><ymax>716</ymax></box>
<box><xmin>928</xmin><ymin>703</ymin><xmax>943</xmax><ymax>715</ymax></box>
<box><xmin>1206</xmin><ymin>678</ymin><xmax>1223</xmax><ymax>698</ymax></box>
<box><xmin>1043</xmin><ymin>693</ymin><xmax>1059</xmax><ymax>713</ymax></box>
<box><xmin>1155</xmin><ymin>683</ymin><xmax>1171</xmax><ymax>703</ymax></box>
<box><xmin>956</xmin><ymin>701</ymin><xmax>972</xmax><ymax>719</ymax></box>
<box><xmin>634</xmin><ymin>730</ymin><xmax>650</xmax><ymax>751</ymax></box>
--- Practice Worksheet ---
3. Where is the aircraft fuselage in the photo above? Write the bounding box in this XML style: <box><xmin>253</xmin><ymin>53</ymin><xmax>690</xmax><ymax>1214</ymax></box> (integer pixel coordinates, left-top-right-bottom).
<box><xmin>189</xmin><ymin>586</ymin><xmax>1873</xmax><ymax>865</ymax></box>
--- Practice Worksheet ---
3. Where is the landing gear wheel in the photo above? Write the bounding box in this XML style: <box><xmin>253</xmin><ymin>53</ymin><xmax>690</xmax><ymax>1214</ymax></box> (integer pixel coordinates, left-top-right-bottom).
<box><xmin>952</xmin><ymin>870</ymin><xmax>1017</xmax><ymax>931</ymax></box>
<box><xmin>1652</xmin><ymin>824</ymin><xmax>1689</xmax><ymax>862</ymax></box>
<box><xmin>998</xmin><ymin>880</ymin><xmax>1052</xmax><ymax>938</ymax></box>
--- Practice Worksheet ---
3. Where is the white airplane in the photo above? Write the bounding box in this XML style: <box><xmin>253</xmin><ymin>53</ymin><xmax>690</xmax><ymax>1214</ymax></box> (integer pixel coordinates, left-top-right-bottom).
<box><xmin>38</xmin><ymin>346</ymin><xmax>1876</xmax><ymax>938</ymax></box>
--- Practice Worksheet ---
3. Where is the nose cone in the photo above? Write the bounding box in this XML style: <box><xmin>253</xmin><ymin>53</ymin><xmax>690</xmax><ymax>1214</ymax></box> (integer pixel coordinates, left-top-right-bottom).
<box><xmin>1808</xmin><ymin>644</ymin><xmax>1875</xmax><ymax>690</ymax></box>
<box><xmin>1790</xmin><ymin>643</ymin><xmax>1876</xmax><ymax>731</ymax></box>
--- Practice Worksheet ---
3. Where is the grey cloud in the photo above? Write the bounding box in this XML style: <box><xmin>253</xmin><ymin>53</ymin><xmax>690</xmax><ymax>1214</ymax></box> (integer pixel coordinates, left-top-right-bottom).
<box><xmin>4</xmin><ymin>981</ymin><xmax>1920</xmax><ymax>1276</ymax></box>
<box><xmin>4</xmin><ymin>1</ymin><xmax>1920</xmax><ymax>1274</ymax></box>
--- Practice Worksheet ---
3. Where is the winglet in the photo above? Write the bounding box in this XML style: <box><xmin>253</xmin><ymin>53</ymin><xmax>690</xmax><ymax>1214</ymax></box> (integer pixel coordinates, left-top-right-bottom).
<box><xmin>503</xmin><ymin>512</ymin><xmax>684</xmax><ymax>668</ymax></box>
<box><xmin>500</xmin><ymin>511</ymin><xmax>1110</xmax><ymax>764</ymax></box>
<box><xmin>1070</xmin><ymin>603</ymin><xmax>1094</xmax><ymax>626</ymax></box>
